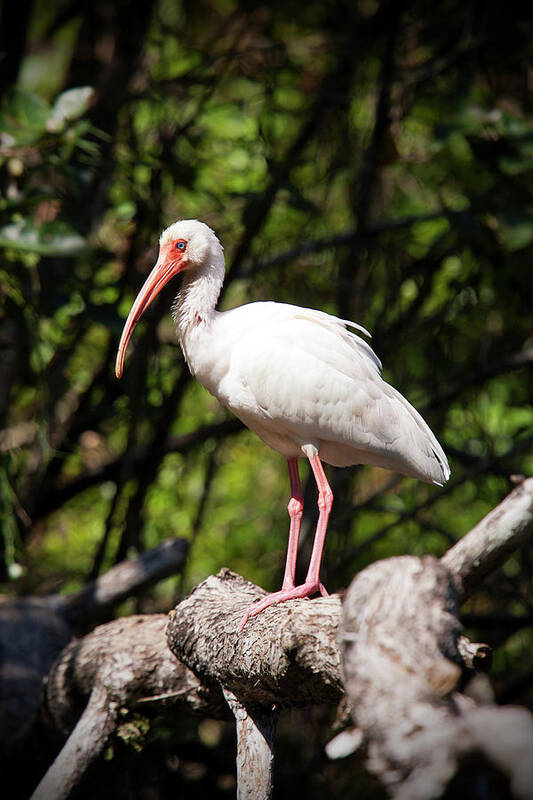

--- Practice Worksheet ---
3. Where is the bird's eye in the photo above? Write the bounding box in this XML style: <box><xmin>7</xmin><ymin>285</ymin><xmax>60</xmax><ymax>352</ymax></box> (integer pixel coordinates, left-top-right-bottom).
<box><xmin>175</xmin><ymin>240</ymin><xmax>187</xmax><ymax>251</ymax></box>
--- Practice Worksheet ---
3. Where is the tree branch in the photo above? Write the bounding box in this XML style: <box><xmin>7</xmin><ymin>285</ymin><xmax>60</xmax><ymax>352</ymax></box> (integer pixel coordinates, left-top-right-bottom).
<box><xmin>344</xmin><ymin>437</ymin><xmax>533</xmax><ymax>562</ymax></box>
<box><xmin>441</xmin><ymin>476</ymin><xmax>533</xmax><ymax>601</ymax></box>
<box><xmin>33</xmin><ymin>479</ymin><xmax>533</xmax><ymax>798</ymax></box>
<box><xmin>0</xmin><ymin>539</ymin><xmax>189</xmax><ymax>755</ymax></box>
<box><xmin>339</xmin><ymin>555</ymin><xmax>533</xmax><ymax>800</ymax></box>
<box><xmin>31</xmin><ymin>417</ymin><xmax>243</xmax><ymax>521</ymax></box>
<box><xmin>34</xmin><ymin>614</ymin><xmax>227</xmax><ymax>800</ymax></box>
<box><xmin>240</xmin><ymin>212</ymin><xmax>447</xmax><ymax>278</ymax></box>
<box><xmin>166</xmin><ymin>569</ymin><xmax>342</xmax><ymax>707</ymax></box>
<box><xmin>60</xmin><ymin>537</ymin><xmax>189</xmax><ymax>624</ymax></box>
<box><xmin>31</xmin><ymin>684</ymin><xmax>119</xmax><ymax>800</ymax></box>
<box><xmin>223</xmin><ymin>688</ymin><xmax>275</xmax><ymax>800</ymax></box>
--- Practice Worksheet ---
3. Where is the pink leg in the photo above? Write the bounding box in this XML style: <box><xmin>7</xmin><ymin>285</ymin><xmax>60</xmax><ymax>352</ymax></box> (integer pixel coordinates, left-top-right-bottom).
<box><xmin>281</xmin><ymin>458</ymin><xmax>303</xmax><ymax>591</ymax></box>
<box><xmin>303</xmin><ymin>453</ymin><xmax>332</xmax><ymax>594</ymax></box>
<box><xmin>237</xmin><ymin>450</ymin><xmax>333</xmax><ymax>633</ymax></box>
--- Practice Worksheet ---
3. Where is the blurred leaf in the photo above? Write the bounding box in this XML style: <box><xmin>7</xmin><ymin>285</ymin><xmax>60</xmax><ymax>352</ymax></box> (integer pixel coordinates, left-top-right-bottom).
<box><xmin>47</xmin><ymin>87</ymin><xmax>95</xmax><ymax>133</ymax></box>
<box><xmin>0</xmin><ymin>88</ymin><xmax>51</xmax><ymax>146</ymax></box>
<box><xmin>116</xmin><ymin>713</ymin><xmax>150</xmax><ymax>752</ymax></box>
<box><xmin>0</xmin><ymin>220</ymin><xmax>88</xmax><ymax>256</ymax></box>
<box><xmin>497</xmin><ymin>212</ymin><xmax>533</xmax><ymax>251</ymax></box>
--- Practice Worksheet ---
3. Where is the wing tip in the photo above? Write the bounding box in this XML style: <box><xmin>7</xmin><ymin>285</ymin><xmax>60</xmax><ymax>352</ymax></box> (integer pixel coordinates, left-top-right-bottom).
<box><xmin>432</xmin><ymin>447</ymin><xmax>451</xmax><ymax>486</ymax></box>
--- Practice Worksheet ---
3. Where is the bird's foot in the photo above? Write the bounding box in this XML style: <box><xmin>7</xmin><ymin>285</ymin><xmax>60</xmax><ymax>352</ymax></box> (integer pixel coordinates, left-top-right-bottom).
<box><xmin>237</xmin><ymin>580</ymin><xmax>327</xmax><ymax>633</ymax></box>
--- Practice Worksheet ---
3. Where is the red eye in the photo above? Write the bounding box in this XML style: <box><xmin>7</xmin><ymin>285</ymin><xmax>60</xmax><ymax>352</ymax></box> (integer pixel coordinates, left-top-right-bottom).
<box><xmin>175</xmin><ymin>240</ymin><xmax>187</xmax><ymax>251</ymax></box>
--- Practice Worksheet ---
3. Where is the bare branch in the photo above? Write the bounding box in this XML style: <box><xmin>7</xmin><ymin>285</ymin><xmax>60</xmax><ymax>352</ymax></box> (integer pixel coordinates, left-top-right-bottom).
<box><xmin>31</xmin><ymin>417</ymin><xmax>243</xmax><ymax>521</ymax></box>
<box><xmin>432</xmin><ymin>348</ymin><xmax>533</xmax><ymax>410</ymax></box>
<box><xmin>31</xmin><ymin>684</ymin><xmax>119</xmax><ymax>800</ymax></box>
<box><xmin>441</xmin><ymin>476</ymin><xmax>533</xmax><ymax>601</ymax></box>
<box><xmin>43</xmin><ymin>615</ymin><xmax>222</xmax><ymax>734</ymax></box>
<box><xmin>223</xmin><ymin>688</ymin><xmax>275</xmax><ymax>800</ymax></box>
<box><xmin>35</xmin><ymin>614</ymin><xmax>227</xmax><ymax>798</ymax></box>
<box><xmin>345</xmin><ymin>437</ymin><xmax>533</xmax><ymax>562</ymax></box>
<box><xmin>31</xmin><ymin>479</ymin><xmax>533</xmax><ymax>798</ymax></box>
<box><xmin>0</xmin><ymin>541</ymin><xmax>190</xmax><ymax>753</ymax></box>
<box><xmin>60</xmin><ymin>537</ymin><xmax>189</xmax><ymax>624</ymax></box>
<box><xmin>241</xmin><ymin>212</ymin><xmax>446</xmax><ymax>278</ymax></box>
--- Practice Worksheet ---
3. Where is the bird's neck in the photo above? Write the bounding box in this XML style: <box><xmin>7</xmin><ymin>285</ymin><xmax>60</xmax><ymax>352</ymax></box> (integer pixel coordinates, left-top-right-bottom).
<box><xmin>172</xmin><ymin>252</ymin><xmax>225</xmax><ymax>338</ymax></box>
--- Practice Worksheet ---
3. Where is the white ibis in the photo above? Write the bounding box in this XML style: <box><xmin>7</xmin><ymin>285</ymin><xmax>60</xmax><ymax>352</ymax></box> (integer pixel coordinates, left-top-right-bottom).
<box><xmin>116</xmin><ymin>219</ymin><xmax>450</xmax><ymax>630</ymax></box>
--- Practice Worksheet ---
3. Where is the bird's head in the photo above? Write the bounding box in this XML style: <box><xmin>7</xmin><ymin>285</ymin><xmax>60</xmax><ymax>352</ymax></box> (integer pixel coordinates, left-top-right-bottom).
<box><xmin>115</xmin><ymin>219</ymin><xmax>222</xmax><ymax>378</ymax></box>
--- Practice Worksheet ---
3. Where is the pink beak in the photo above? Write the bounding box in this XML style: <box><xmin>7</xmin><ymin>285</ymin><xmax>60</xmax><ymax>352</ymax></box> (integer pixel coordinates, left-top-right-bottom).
<box><xmin>115</xmin><ymin>244</ymin><xmax>184</xmax><ymax>378</ymax></box>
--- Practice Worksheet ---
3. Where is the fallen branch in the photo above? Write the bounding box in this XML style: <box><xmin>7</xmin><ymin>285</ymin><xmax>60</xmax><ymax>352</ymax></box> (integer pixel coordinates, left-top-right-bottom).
<box><xmin>33</xmin><ymin>615</ymin><xmax>226</xmax><ymax>800</ymax></box>
<box><xmin>0</xmin><ymin>538</ymin><xmax>188</xmax><ymax>752</ymax></box>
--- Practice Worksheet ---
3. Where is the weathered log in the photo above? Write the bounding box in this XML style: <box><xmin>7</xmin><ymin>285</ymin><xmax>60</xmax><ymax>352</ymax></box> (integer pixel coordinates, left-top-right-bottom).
<box><xmin>33</xmin><ymin>614</ymin><xmax>226</xmax><ymax>800</ymax></box>
<box><xmin>0</xmin><ymin>537</ymin><xmax>188</xmax><ymax>752</ymax></box>
<box><xmin>340</xmin><ymin>555</ymin><xmax>533</xmax><ymax>800</ymax></box>
<box><xmin>166</xmin><ymin>568</ymin><xmax>343</xmax><ymax>707</ymax></box>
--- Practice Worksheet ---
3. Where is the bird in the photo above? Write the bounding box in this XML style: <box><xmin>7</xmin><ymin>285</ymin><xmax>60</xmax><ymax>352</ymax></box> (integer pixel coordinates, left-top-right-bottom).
<box><xmin>115</xmin><ymin>219</ymin><xmax>450</xmax><ymax>631</ymax></box>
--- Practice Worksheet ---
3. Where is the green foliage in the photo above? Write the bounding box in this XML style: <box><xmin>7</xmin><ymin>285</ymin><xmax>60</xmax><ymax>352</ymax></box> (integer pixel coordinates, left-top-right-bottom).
<box><xmin>115</xmin><ymin>711</ymin><xmax>151</xmax><ymax>754</ymax></box>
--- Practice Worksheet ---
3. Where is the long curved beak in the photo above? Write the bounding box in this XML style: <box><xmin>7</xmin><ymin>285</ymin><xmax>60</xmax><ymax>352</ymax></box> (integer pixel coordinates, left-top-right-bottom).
<box><xmin>115</xmin><ymin>247</ymin><xmax>182</xmax><ymax>378</ymax></box>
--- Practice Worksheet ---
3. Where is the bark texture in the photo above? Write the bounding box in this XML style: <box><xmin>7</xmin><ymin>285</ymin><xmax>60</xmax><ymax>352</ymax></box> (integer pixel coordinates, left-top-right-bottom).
<box><xmin>31</xmin><ymin>684</ymin><xmax>120</xmax><ymax>800</ymax></box>
<box><xmin>166</xmin><ymin>568</ymin><xmax>343</xmax><ymax>707</ymax></box>
<box><xmin>0</xmin><ymin>538</ymin><xmax>188</xmax><ymax>753</ymax></box>
<box><xmin>340</xmin><ymin>555</ymin><xmax>533</xmax><ymax>799</ymax></box>
<box><xmin>33</xmin><ymin>614</ymin><xmax>226</xmax><ymax>800</ymax></box>
<box><xmin>43</xmin><ymin>614</ymin><xmax>221</xmax><ymax>736</ymax></box>
<box><xmin>224</xmin><ymin>688</ymin><xmax>275</xmax><ymax>800</ymax></box>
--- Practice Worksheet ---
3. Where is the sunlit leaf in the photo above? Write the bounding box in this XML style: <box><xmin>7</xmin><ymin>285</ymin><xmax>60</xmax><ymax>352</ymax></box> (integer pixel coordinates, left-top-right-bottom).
<box><xmin>47</xmin><ymin>87</ymin><xmax>94</xmax><ymax>132</ymax></box>
<box><xmin>0</xmin><ymin>220</ymin><xmax>88</xmax><ymax>256</ymax></box>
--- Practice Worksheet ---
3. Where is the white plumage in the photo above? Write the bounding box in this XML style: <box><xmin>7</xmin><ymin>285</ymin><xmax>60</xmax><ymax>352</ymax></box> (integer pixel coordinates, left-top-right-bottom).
<box><xmin>116</xmin><ymin>219</ymin><xmax>450</xmax><ymax>629</ymax></box>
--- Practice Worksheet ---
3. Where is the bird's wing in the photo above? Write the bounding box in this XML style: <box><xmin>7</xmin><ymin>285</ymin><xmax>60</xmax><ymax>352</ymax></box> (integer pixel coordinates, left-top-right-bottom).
<box><xmin>222</xmin><ymin>302</ymin><xmax>385</xmax><ymax>438</ymax></box>
<box><xmin>288</xmin><ymin>305</ymin><xmax>383</xmax><ymax>373</ymax></box>
<box><xmin>221</xmin><ymin>303</ymin><xmax>449</xmax><ymax>484</ymax></box>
